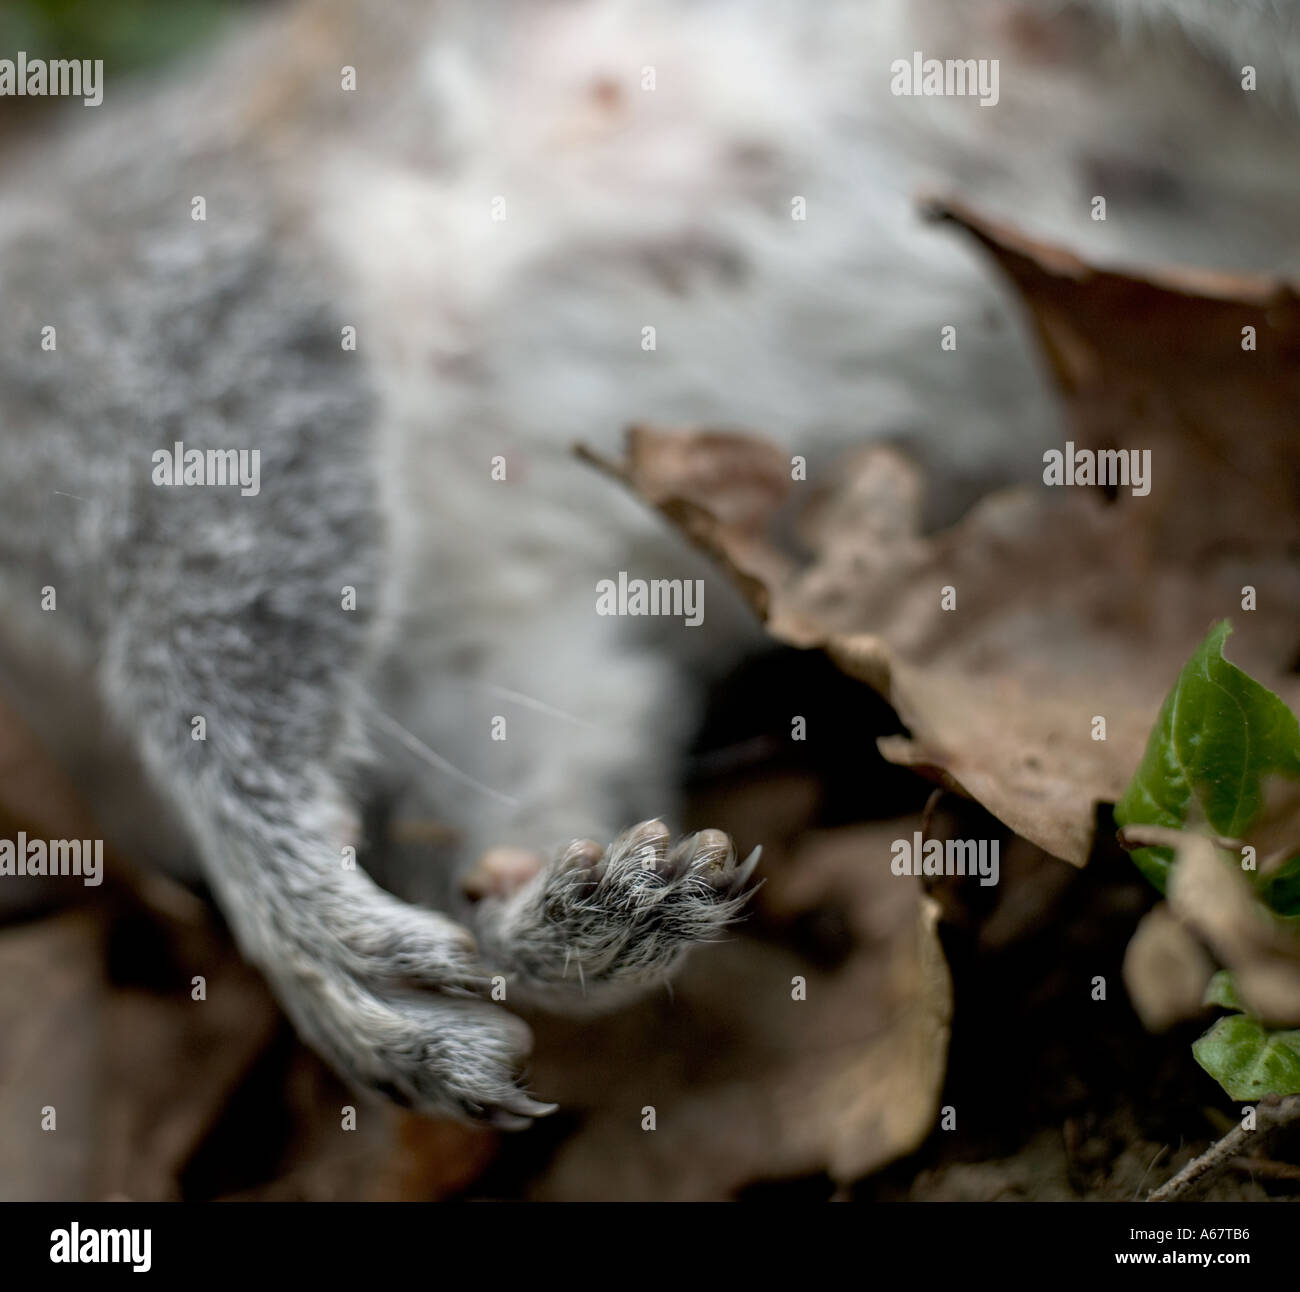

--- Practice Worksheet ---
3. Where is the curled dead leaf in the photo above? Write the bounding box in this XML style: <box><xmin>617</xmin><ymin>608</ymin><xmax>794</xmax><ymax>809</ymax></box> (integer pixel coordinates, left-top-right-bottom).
<box><xmin>583</xmin><ymin>206</ymin><xmax>1300</xmax><ymax>867</ymax></box>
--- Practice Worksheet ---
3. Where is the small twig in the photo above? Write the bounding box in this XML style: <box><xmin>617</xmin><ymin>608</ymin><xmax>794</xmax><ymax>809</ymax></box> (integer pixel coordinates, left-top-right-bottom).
<box><xmin>1149</xmin><ymin>1094</ymin><xmax>1300</xmax><ymax>1201</ymax></box>
<box><xmin>1115</xmin><ymin>823</ymin><xmax>1240</xmax><ymax>854</ymax></box>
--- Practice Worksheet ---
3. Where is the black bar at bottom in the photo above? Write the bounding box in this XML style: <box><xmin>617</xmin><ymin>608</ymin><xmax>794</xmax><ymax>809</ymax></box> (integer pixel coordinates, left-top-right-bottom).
<box><xmin>2</xmin><ymin>1200</ymin><xmax>1284</xmax><ymax>1278</ymax></box>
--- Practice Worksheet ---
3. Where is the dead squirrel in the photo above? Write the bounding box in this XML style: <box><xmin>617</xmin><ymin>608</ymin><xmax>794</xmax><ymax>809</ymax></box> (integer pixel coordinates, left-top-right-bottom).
<box><xmin>0</xmin><ymin>0</ymin><xmax>1297</xmax><ymax>1125</ymax></box>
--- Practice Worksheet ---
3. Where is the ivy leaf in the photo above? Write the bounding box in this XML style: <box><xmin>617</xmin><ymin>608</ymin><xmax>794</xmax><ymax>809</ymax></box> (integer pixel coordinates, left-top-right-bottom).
<box><xmin>1192</xmin><ymin>1014</ymin><xmax>1300</xmax><ymax>1099</ymax></box>
<box><xmin>1115</xmin><ymin>620</ymin><xmax>1300</xmax><ymax>893</ymax></box>
<box><xmin>1196</xmin><ymin>964</ymin><xmax>1300</xmax><ymax>1100</ymax></box>
<box><xmin>1202</xmin><ymin>970</ymin><xmax>1243</xmax><ymax>1012</ymax></box>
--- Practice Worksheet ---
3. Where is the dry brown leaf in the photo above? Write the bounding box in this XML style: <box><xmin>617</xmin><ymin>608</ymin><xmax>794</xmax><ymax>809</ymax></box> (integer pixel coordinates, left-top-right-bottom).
<box><xmin>522</xmin><ymin>817</ymin><xmax>951</xmax><ymax>1200</ymax></box>
<box><xmin>92</xmin><ymin>923</ymin><xmax>282</xmax><ymax>1201</ymax></box>
<box><xmin>1122</xmin><ymin>903</ymin><xmax>1214</xmax><ymax>1033</ymax></box>
<box><xmin>588</xmin><ymin>428</ymin><xmax>1300</xmax><ymax>865</ymax></box>
<box><xmin>0</xmin><ymin>688</ymin><xmax>126</xmax><ymax>919</ymax></box>
<box><xmin>583</xmin><ymin>206</ymin><xmax>1300</xmax><ymax>867</ymax></box>
<box><xmin>924</xmin><ymin>198</ymin><xmax>1300</xmax><ymax>558</ymax></box>
<box><xmin>0</xmin><ymin>911</ymin><xmax>103</xmax><ymax>1200</ymax></box>
<box><xmin>1163</xmin><ymin>830</ymin><xmax>1300</xmax><ymax>1028</ymax></box>
<box><xmin>1117</xmin><ymin>824</ymin><xmax>1300</xmax><ymax>1028</ymax></box>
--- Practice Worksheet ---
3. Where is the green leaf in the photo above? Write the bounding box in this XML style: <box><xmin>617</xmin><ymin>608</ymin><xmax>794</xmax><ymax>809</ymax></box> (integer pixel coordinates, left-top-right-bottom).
<box><xmin>1202</xmin><ymin>970</ymin><xmax>1243</xmax><ymax>1012</ymax></box>
<box><xmin>1193</xmin><ymin>1014</ymin><xmax>1300</xmax><ymax>1099</ymax></box>
<box><xmin>1115</xmin><ymin>620</ymin><xmax>1300</xmax><ymax>893</ymax></box>
<box><xmin>1257</xmin><ymin>853</ymin><xmax>1300</xmax><ymax>921</ymax></box>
